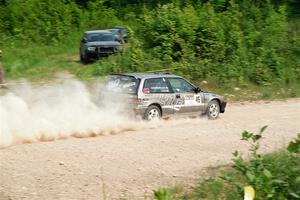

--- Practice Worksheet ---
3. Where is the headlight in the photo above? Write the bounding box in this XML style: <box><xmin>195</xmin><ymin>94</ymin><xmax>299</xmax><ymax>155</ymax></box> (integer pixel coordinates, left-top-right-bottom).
<box><xmin>87</xmin><ymin>47</ymin><xmax>96</xmax><ymax>51</ymax></box>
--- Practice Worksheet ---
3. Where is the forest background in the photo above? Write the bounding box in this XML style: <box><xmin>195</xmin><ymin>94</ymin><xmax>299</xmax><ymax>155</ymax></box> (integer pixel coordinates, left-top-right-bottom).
<box><xmin>0</xmin><ymin>0</ymin><xmax>299</xmax><ymax>99</ymax></box>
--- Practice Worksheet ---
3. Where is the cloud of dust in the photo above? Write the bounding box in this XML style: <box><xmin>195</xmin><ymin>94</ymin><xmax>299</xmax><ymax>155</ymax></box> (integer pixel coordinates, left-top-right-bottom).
<box><xmin>0</xmin><ymin>75</ymin><xmax>208</xmax><ymax>148</ymax></box>
<box><xmin>0</xmin><ymin>76</ymin><xmax>143</xmax><ymax>148</ymax></box>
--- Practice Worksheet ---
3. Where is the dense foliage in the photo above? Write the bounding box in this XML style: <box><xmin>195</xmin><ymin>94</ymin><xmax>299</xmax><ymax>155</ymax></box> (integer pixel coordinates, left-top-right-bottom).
<box><xmin>0</xmin><ymin>0</ymin><xmax>299</xmax><ymax>86</ymax></box>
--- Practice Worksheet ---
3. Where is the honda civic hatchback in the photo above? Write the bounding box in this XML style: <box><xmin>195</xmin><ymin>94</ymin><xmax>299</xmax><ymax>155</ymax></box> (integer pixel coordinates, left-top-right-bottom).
<box><xmin>105</xmin><ymin>73</ymin><xmax>227</xmax><ymax>120</ymax></box>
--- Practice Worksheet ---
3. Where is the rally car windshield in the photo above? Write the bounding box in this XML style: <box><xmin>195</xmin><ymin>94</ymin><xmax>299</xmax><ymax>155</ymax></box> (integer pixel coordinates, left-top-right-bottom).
<box><xmin>105</xmin><ymin>75</ymin><xmax>139</xmax><ymax>94</ymax></box>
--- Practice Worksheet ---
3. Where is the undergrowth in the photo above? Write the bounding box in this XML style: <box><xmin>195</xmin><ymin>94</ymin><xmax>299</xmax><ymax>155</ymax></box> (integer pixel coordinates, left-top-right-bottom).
<box><xmin>154</xmin><ymin>128</ymin><xmax>300</xmax><ymax>200</ymax></box>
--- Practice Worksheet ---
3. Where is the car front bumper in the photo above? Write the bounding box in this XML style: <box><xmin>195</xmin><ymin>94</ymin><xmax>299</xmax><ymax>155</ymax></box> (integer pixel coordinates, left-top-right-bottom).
<box><xmin>220</xmin><ymin>101</ymin><xmax>227</xmax><ymax>113</ymax></box>
<box><xmin>86</xmin><ymin>47</ymin><xmax>118</xmax><ymax>58</ymax></box>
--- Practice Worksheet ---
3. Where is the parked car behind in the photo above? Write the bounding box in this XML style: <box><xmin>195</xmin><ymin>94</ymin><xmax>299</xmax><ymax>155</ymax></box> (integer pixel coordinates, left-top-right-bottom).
<box><xmin>111</xmin><ymin>27</ymin><xmax>128</xmax><ymax>43</ymax></box>
<box><xmin>104</xmin><ymin>73</ymin><xmax>227</xmax><ymax>120</ymax></box>
<box><xmin>80</xmin><ymin>30</ymin><xmax>122</xmax><ymax>63</ymax></box>
<box><xmin>109</xmin><ymin>28</ymin><xmax>124</xmax><ymax>44</ymax></box>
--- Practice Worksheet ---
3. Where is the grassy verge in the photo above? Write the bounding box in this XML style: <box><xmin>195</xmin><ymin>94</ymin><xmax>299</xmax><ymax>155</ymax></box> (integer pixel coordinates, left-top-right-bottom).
<box><xmin>2</xmin><ymin>41</ymin><xmax>300</xmax><ymax>101</ymax></box>
<box><xmin>179</xmin><ymin>151</ymin><xmax>300</xmax><ymax>200</ymax></box>
<box><xmin>2</xmin><ymin>32</ymin><xmax>82</xmax><ymax>81</ymax></box>
<box><xmin>201</xmin><ymin>81</ymin><xmax>300</xmax><ymax>102</ymax></box>
<box><xmin>154</xmin><ymin>129</ymin><xmax>300</xmax><ymax>200</ymax></box>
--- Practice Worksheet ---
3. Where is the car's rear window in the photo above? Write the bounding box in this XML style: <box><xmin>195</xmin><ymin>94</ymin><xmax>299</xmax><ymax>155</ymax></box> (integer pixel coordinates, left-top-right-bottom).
<box><xmin>105</xmin><ymin>75</ymin><xmax>139</xmax><ymax>94</ymax></box>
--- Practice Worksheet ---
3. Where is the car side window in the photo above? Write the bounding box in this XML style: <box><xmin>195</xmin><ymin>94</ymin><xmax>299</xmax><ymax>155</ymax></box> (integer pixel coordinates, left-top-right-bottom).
<box><xmin>143</xmin><ymin>78</ymin><xmax>170</xmax><ymax>93</ymax></box>
<box><xmin>168</xmin><ymin>78</ymin><xmax>195</xmax><ymax>93</ymax></box>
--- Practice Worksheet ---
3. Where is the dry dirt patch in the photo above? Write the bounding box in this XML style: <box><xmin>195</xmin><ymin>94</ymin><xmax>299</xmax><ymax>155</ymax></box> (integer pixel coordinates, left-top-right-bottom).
<box><xmin>0</xmin><ymin>98</ymin><xmax>299</xmax><ymax>199</ymax></box>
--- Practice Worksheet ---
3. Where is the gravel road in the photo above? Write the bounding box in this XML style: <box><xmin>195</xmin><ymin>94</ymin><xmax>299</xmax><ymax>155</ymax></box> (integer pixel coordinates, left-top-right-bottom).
<box><xmin>0</xmin><ymin>98</ymin><xmax>300</xmax><ymax>200</ymax></box>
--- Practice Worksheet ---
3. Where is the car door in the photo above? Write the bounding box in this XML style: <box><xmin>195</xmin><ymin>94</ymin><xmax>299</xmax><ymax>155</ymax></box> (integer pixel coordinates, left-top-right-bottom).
<box><xmin>167</xmin><ymin>78</ymin><xmax>203</xmax><ymax>114</ymax></box>
<box><xmin>142</xmin><ymin>78</ymin><xmax>176</xmax><ymax>116</ymax></box>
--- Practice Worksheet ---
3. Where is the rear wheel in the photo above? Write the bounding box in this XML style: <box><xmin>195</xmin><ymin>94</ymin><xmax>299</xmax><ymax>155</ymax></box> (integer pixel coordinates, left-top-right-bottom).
<box><xmin>207</xmin><ymin>100</ymin><xmax>220</xmax><ymax>120</ymax></box>
<box><xmin>144</xmin><ymin>105</ymin><xmax>161</xmax><ymax>121</ymax></box>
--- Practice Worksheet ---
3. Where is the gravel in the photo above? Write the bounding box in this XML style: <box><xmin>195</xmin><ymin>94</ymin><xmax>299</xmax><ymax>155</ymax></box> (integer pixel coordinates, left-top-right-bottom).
<box><xmin>0</xmin><ymin>98</ymin><xmax>299</xmax><ymax>200</ymax></box>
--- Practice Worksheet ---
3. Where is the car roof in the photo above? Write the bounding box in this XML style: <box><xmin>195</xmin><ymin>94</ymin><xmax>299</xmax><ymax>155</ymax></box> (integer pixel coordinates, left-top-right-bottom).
<box><xmin>109</xmin><ymin>29</ymin><xmax>120</xmax><ymax>33</ymax></box>
<box><xmin>112</xmin><ymin>26</ymin><xmax>126</xmax><ymax>30</ymax></box>
<box><xmin>85</xmin><ymin>30</ymin><xmax>111</xmax><ymax>34</ymax></box>
<box><xmin>113</xmin><ymin>73</ymin><xmax>182</xmax><ymax>79</ymax></box>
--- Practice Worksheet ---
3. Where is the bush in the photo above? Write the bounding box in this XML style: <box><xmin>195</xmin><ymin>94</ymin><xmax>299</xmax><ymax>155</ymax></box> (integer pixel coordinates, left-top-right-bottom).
<box><xmin>0</xmin><ymin>0</ymin><xmax>299</xmax><ymax>87</ymax></box>
<box><xmin>154</xmin><ymin>128</ymin><xmax>300</xmax><ymax>200</ymax></box>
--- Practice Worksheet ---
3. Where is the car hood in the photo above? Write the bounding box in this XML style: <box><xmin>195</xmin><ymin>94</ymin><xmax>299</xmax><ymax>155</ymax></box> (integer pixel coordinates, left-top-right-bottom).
<box><xmin>86</xmin><ymin>41</ymin><xmax>120</xmax><ymax>46</ymax></box>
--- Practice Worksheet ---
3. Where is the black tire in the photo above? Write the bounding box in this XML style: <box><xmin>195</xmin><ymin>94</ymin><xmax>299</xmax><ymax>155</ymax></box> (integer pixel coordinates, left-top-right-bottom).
<box><xmin>80</xmin><ymin>53</ymin><xmax>84</xmax><ymax>62</ymax></box>
<box><xmin>207</xmin><ymin>100</ymin><xmax>220</xmax><ymax>120</ymax></box>
<box><xmin>80</xmin><ymin>52</ymin><xmax>89</xmax><ymax>64</ymax></box>
<box><xmin>144</xmin><ymin>105</ymin><xmax>161</xmax><ymax>121</ymax></box>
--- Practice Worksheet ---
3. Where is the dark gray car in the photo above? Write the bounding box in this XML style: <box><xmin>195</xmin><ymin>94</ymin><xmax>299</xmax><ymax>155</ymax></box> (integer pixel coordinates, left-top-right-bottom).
<box><xmin>112</xmin><ymin>27</ymin><xmax>128</xmax><ymax>43</ymax></box>
<box><xmin>105</xmin><ymin>73</ymin><xmax>227</xmax><ymax>120</ymax></box>
<box><xmin>80</xmin><ymin>30</ymin><xmax>122</xmax><ymax>63</ymax></box>
<box><xmin>109</xmin><ymin>28</ymin><xmax>124</xmax><ymax>44</ymax></box>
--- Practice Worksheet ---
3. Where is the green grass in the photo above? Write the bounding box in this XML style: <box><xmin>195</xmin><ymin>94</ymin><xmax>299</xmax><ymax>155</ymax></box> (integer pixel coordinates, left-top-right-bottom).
<box><xmin>3</xmin><ymin>32</ymin><xmax>82</xmax><ymax>81</ymax></box>
<box><xmin>2</xmin><ymin>32</ymin><xmax>134</xmax><ymax>81</ymax></box>
<box><xmin>2</xmin><ymin>38</ymin><xmax>300</xmax><ymax>101</ymax></box>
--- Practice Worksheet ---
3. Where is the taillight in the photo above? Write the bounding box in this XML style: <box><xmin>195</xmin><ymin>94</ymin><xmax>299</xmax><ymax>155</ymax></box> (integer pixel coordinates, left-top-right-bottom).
<box><xmin>128</xmin><ymin>97</ymin><xmax>139</xmax><ymax>104</ymax></box>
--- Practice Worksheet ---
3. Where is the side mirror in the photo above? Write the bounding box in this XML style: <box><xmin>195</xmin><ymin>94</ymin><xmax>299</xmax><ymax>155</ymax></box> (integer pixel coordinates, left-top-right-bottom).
<box><xmin>194</xmin><ymin>87</ymin><xmax>201</xmax><ymax>93</ymax></box>
<box><xmin>81</xmin><ymin>38</ymin><xmax>87</xmax><ymax>43</ymax></box>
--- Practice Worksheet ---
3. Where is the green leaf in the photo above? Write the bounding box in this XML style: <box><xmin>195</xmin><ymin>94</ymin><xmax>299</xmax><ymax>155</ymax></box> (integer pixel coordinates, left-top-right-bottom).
<box><xmin>246</xmin><ymin>171</ymin><xmax>255</xmax><ymax>183</ymax></box>
<box><xmin>287</xmin><ymin>134</ymin><xmax>300</xmax><ymax>153</ymax></box>
<box><xmin>242</xmin><ymin>131</ymin><xmax>253</xmax><ymax>141</ymax></box>
<box><xmin>288</xmin><ymin>141</ymin><xmax>300</xmax><ymax>153</ymax></box>
<box><xmin>259</xmin><ymin>125</ymin><xmax>268</xmax><ymax>134</ymax></box>
<box><xmin>267</xmin><ymin>193</ymin><xmax>274</xmax><ymax>198</ymax></box>
<box><xmin>220</xmin><ymin>174</ymin><xmax>232</xmax><ymax>181</ymax></box>
<box><xmin>154</xmin><ymin>188</ymin><xmax>172</xmax><ymax>200</ymax></box>
<box><xmin>289</xmin><ymin>192</ymin><xmax>300</xmax><ymax>199</ymax></box>
<box><xmin>271</xmin><ymin>179</ymin><xmax>287</xmax><ymax>186</ymax></box>
<box><xmin>233</xmin><ymin>150</ymin><xmax>239</xmax><ymax>157</ymax></box>
<box><xmin>252</xmin><ymin>134</ymin><xmax>262</xmax><ymax>142</ymax></box>
<box><xmin>263</xmin><ymin>169</ymin><xmax>272</xmax><ymax>179</ymax></box>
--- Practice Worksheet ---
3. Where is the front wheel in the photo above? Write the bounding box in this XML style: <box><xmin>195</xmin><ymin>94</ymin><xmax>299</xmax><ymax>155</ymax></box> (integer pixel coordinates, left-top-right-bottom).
<box><xmin>80</xmin><ymin>53</ymin><xmax>89</xmax><ymax>64</ymax></box>
<box><xmin>144</xmin><ymin>105</ymin><xmax>161</xmax><ymax>121</ymax></box>
<box><xmin>80</xmin><ymin>53</ymin><xmax>84</xmax><ymax>62</ymax></box>
<box><xmin>207</xmin><ymin>100</ymin><xmax>220</xmax><ymax>120</ymax></box>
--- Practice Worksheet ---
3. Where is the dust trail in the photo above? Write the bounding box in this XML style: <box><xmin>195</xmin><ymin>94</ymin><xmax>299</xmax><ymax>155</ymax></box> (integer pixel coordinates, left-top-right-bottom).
<box><xmin>0</xmin><ymin>76</ymin><xmax>143</xmax><ymax>147</ymax></box>
<box><xmin>0</xmin><ymin>76</ymin><xmax>207</xmax><ymax>148</ymax></box>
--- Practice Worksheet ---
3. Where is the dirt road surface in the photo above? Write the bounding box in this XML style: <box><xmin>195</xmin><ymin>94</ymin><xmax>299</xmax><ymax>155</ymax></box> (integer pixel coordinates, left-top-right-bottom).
<box><xmin>1</xmin><ymin>99</ymin><xmax>300</xmax><ymax>200</ymax></box>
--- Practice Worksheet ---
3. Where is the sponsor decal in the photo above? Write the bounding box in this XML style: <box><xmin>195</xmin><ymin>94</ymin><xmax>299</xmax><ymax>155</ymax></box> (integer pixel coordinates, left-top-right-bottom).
<box><xmin>196</xmin><ymin>95</ymin><xmax>201</xmax><ymax>103</ymax></box>
<box><xmin>143</xmin><ymin>87</ymin><xmax>169</xmax><ymax>93</ymax></box>
<box><xmin>122</xmin><ymin>82</ymin><xmax>136</xmax><ymax>88</ymax></box>
<box><xmin>144</xmin><ymin>93</ymin><xmax>153</xmax><ymax>97</ymax></box>
<box><xmin>143</xmin><ymin>88</ymin><xmax>150</xmax><ymax>93</ymax></box>
<box><xmin>184</xmin><ymin>94</ymin><xmax>194</xmax><ymax>100</ymax></box>
<box><xmin>156</xmin><ymin>94</ymin><xmax>184</xmax><ymax>106</ymax></box>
